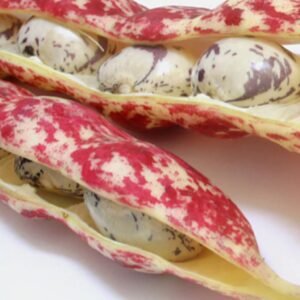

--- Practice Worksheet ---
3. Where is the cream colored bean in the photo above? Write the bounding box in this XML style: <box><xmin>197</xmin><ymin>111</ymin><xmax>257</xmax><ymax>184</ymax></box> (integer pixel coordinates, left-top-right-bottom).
<box><xmin>98</xmin><ymin>45</ymin><xmax>196</xmax><ymax>96</ymax></box>
<box><xmin>84</xmin><ymin>190</ymin><xmax>202</xmax><ymax>262</ymax></box>
<box><xmin>192</xmin><ymin>38</ymin><xmax>300</xmax><ymax>107</ymax></box>
<box><xmin>17</xmin><ymin>18</ymin><xmax>108</xmax><ymax>74</ymax></box>
<box><xmin>14</xmin><ymin>157</ymin><xmax>83</xmax><ymax>197</ymax></box>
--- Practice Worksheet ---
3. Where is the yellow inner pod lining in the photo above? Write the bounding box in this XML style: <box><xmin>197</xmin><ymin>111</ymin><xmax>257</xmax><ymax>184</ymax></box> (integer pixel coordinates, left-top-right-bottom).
<box><xmin>0</xmin><ymin>154</ymin><xmax>295</xmax><ymax>300</ymax></box>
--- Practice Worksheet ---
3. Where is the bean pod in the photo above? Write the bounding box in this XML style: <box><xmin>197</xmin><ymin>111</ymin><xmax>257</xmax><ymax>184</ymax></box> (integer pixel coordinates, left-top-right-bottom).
<box><xmin>1</xmin><ymin>1</ymin><xmax>300</xmax><ymax>151</ymax></box>
<box><xmin>0</xmin><ymin>79</ymin><xmax>298</xmax><ymax>299</ymax></box>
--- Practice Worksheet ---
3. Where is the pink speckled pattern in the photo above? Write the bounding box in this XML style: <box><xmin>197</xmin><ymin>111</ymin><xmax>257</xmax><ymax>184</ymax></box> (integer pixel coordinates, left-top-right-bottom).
<box><xmin>0</xmin><ymin>1</ymin><xmax>299</xmax><ymax>153</ymax></box>
<box><xmin>0</xmin><ymin>79</ymin><xmax>258</xmax><ymax>270</ymax></box>
<box><xmin>0</xmin><ymin>0</ymin><xmax>300</xmax><ymax>42</ymax></box>
<box><xmin>0</xmin><ymin>79</ymin><xmax>297</xmax><ymax>299</ymax></box>
<box><xmin>2</xmin><ymin>54</ymin><xmax>300</xmax><ymax>153</ymax></box>
<box><xmin>0</xmin><ymin>0</ymin><xmax>300</xmax><ymax>153</ymax></box>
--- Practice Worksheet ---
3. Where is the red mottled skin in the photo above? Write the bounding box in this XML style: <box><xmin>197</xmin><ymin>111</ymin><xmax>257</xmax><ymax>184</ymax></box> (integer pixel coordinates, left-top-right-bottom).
<box><xmin>1</xmin><ymin>80</ymin><xmax>299</xmax><ymax>299</ymax></box>
<box><xmin>0</xmin><ymin>0</ymin><xmax>299</xmax><ymax>152</ymax></box>
<box><xmin>21</xmin><ymin>208</ymin><xmax>50</xmax><ymax>218</ymax></box>
<box><xmin>0</xmin><ymin>58</ymin><xmax>246</xmax><ymax>138</ymax></box>
<box><xmin>0</xmin><ymin>79</ymin><xmax>263</xmax><ymax>278</ymax></box>
<box><xmin>248</xmin><ymin>0</ymin><xmax>295</xmax><ymax>32</ymax></box>
<box><xmin>3</xmin><ymin>57</ymin><xmax>300</xmax><ymax>154</ymax></box>
<box><xmin>220</xmin><ymin>5</ymin><xmax>243</xmax><ymax>26</ymax></box>
<box><xmin>166</xmin><ymin>104</ymin><xmax>248</xmax><ymax>138</ymax></box>
<box><xmin>0</xmin><ymin>0</ymin><xmax>300</xmax><ymax>42</ymax></box>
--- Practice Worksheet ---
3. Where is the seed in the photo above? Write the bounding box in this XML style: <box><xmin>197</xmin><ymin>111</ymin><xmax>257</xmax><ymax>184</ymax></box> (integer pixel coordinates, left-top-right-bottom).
<box><xmin>97</xmin><ymin>45</ymin><xmax>196</xmax><ymax>96</ymax></box>
<box><xmin>84</xmin><ymin>190</ymin><xmax>202</xmax><ymax>262</ymax></box>
<box><xmin>17</xmin><ymin>18</ymin><xmax>108</xmax><ymax>75</ymax></box>
<box><xmin>192</xmin><ymin>37</ymin><xmax>300</xmax><ymax>107</ymax></box>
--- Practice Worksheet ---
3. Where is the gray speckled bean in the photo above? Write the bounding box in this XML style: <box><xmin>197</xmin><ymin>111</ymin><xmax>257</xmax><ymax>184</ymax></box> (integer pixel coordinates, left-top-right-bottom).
<box><xmin>97</xmin><ymin>45</ymin><xmax>196</xmax><ymax>96</ymax></box>
<box><xmin>84</xmin><ymin>190</ymin><xmax>203</xmax><ymax>262</ymax></box>
<box><xmin>17</xmin><ymin>18</ymin><xmax>108</xmax><ymax>74</ymax></box>
<box><xmin>14</xmin><ymin>156</ymin><xmax>83</xmax><ymax>197</ymax></box>
<box><xmin>0</xmin><ymin>15</ymin><xmax>21</xmax><ymax>46</ymax></box>
<box><xmin>192</xmin><ymin>37</ymin><xmax>300</xmax><ymax>107</ymax></box>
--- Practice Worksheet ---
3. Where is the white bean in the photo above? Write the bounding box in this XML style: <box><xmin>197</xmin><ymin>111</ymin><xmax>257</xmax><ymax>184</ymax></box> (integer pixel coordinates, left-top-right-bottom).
<box><xmin>17</xmin><ymin>18</ymin><xmax>108</xmax><ymax>74</ymax></box>
<box><xmin>84</xmin><ymin>190</ymin><xmax>202</xmax><ymax>262</ymax></box>
<box><xmin>14</xmin><ymin>156</ymin><xmax>83</xmax><ymax>197</ymax></box>
<box><xmin>192</xmin><ymin>38</ymin><xmax>300</xmax><ymax>107</ymax></box>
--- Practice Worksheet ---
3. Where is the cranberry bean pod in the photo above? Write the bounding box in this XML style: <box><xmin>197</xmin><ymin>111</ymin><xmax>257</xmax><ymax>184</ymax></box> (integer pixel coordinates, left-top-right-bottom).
<box><xmin>0</xmin><ymin>79</ymin><xmax>298</xmax><ymax>299</ymax></box>
<box><xmin>0</xmin><ymin>1</ymin><xmax>300</xmax><ymax>152</ymax></box>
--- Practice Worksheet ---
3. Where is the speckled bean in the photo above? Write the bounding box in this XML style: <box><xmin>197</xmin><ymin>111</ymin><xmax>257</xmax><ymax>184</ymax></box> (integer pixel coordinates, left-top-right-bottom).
<box><xmin>84</xmin><ymin>190</ymin><xmax>202</xmax><ymax>262</ymax></box>
<box><xmin>17</xmin><ymin>18</ymin><xmax>108</xmax><ymax>74</ymax></box>
<box><xmin>97</xmin><ymin>45</ymin><xmax>196</xmax><ymax>96</ymax></box>
<box><xmin>192</xmin><ymin>37</ymin><xmax>300</xmax><ymax>107</ymax></box>
<box><xmin>14</xmin><ymin>156</ymin><xmax>83</xmax><ymax>197</ymax></box>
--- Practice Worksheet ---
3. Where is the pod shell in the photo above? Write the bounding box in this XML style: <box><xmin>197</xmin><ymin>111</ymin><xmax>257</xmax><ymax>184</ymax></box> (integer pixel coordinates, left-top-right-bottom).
<box><xmin>0</xmin><ymin>1</ymin><xmax>299</xmax><ymax>153</ymax></box>
<box><xmin>0</xmin><ymin>79</ymin><xmax>299</xmax><ymax>299</ymax></box>
<box><xmin>1</xmin><ymin>0</ymin><xmax>300</xmax><ymax>43</ymax></box>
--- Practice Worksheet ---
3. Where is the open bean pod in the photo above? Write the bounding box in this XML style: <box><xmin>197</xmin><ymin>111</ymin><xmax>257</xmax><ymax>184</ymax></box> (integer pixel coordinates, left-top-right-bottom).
<box><xmin>0</xmin><ymin>79</ymin><xmax>299</xmax><ymax>299</ymax></box>
<box><xmin>0</xmin><ymin>1</ymin><xmax>300</xmax><ymax>152</ymax></box>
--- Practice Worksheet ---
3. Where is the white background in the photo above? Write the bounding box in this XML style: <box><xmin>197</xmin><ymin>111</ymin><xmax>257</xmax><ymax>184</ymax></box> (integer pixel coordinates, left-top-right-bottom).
<box><xmin>1</xmin><ymin>1</ymin><xmax>300</xmax><ymax>300</ymax></box>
